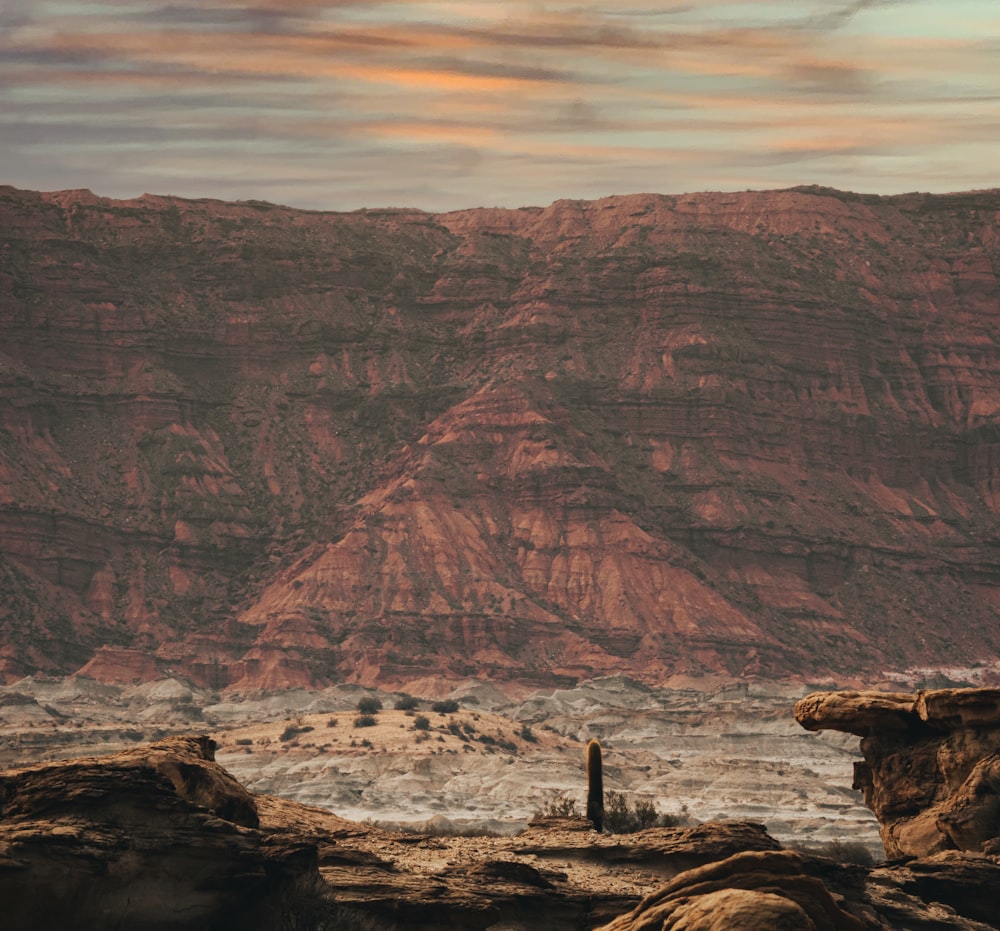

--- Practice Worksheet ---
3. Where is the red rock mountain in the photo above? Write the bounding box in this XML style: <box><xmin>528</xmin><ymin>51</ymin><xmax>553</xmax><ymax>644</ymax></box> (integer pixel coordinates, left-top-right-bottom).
<box><xmin>2</xmin><ymin>184</ymin><xmax>1000</xmax><ymax>690</ymax></box>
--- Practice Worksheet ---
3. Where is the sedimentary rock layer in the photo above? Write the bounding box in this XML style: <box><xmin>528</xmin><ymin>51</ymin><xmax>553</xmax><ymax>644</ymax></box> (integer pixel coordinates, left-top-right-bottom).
<box><xmin>3</xmin><ymin>185</ymin><xmax>1000</xmax><ymax>687</ymax></box>
<box><xmin>795</xmin><ymin>687</ymin><xmax>1000</xmax><ymax>858</ymax></box>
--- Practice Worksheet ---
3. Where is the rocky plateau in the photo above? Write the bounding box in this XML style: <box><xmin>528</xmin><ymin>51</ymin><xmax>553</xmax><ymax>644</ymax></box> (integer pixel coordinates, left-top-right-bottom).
<box><xmin>2</xmin><ymin>184</ymin><xmax>1000</xmax><ymax>691</ymax></box>
<box><xmin>3</xmin><ymin>686</ymin><xmax>1000</xmax><ymax>930</ymax></box>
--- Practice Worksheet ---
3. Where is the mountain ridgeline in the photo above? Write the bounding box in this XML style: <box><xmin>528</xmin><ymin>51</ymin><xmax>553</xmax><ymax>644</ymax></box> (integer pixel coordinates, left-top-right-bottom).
<box><xmin>2</xmin><ymin>184</ymin><xmax>1000</xmax><ymax>690</ymax></box>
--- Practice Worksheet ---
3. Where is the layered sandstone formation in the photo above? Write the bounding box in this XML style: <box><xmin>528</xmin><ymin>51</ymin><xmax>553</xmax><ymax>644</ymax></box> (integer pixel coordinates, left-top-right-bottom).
<box><xmin>0</xmin><ymin>736</ymin><xmax>313</xmax><ymax>930</ymax></box>
<box><xmin>3</xmin><ymin>184</ymin><xmax>1000</xmax><ymax>688</ymax></box>
<box><xmin>4</xmin><ymin>735</ymin><xmax>999</xmax><ymax>930</ymax></box>
<box><xmin>795</xmin><ymin>687</ymin><xmax>1000</xmax><ymax>858</ymax></box>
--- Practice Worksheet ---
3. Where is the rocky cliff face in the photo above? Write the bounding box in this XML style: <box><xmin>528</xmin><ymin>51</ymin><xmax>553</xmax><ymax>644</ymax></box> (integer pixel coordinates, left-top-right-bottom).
<box><xmin>3</xmin><ymin>184</ymin><xmax>1000</xmax><ymax>689</ymax></box>
<box><xmin>796</xmin><ymin>687</ymin><xmax>1000</xmax><ymax>859</ymax></box>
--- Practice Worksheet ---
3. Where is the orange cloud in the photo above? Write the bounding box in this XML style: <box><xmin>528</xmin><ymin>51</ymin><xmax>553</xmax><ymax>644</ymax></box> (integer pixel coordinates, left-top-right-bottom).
<box><xmin>3</xmin><ymin>0</ymin><xmax>999</xmax><ymax>210</ymax></box>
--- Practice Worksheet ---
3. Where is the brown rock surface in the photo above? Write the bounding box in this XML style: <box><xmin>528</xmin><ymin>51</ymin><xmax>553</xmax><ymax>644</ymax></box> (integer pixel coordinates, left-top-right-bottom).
<box><xmin>597</xmin><ymin>850</ymin><xmax>865</xmax><ymax>931</ymax></box>
<box><xmin>4</xmin><ymin>185</ymin><xmax>1000</xmax><ymax>688</ymax></box>
<box><xmin>601</xmin><ymin>847</ymin><xmax>1000</xmax><ymax>930</ymax></box>
<box><xmin>4</xmin><ymin>735</ymin><xmax>1000</xmax><ymax>930</ymax></box>
<box><xmin>0</xmin><ymin>736</ymin><xmax>307</xmax><ymax>930</ymax></box>
<box><xmin>0</xmin><ymin>734</ymin><xmax>791</xmax><ymax>930</ymax></box>
<box><xmin>795</xmin><ymin>688</ymin><xmax>1000</xmax><ymax>858</ymax></box>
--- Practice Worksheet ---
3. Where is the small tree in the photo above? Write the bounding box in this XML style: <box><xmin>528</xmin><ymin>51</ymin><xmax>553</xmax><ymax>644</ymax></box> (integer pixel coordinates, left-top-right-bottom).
<box><xmin>356</xmin><ymin>696</ymin><xmax>383</xmax><ymax>715</ymax></box>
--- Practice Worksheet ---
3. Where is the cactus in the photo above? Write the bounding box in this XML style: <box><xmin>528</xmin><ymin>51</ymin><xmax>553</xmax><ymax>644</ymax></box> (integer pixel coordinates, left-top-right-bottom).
<box><xmin>586</xmin><ymin>739</ymin><xmax>604</xmax><ymax>832</ymax></box>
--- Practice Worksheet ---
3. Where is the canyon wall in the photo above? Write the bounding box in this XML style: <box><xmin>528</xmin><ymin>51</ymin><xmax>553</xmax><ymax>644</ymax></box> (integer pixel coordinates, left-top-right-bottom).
<box><xmin>2</xmin><ymin>184</ymin><xmax>1000</xmax><ymax>689</ymax></box>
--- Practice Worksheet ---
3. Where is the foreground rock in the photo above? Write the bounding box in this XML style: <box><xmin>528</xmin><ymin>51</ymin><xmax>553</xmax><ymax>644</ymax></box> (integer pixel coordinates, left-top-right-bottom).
<box><xmin>795</xmin><ymin>687</ymin><xmax>1000</xmax><ymax>858</ymax></box>
<box><xmin>599</xmin><ymin>850</ymin><xmax>867</xmax><ymax>931</ymax></box>
<box><xmin>3</xmin><ymin>735</ymin><xmax>1000</xmax><ymax>929</ymax></box>
<box><xmin>600</xmin><ymin>846</ymin><xmax>1000</xmax><ymax>930</ymax></box>
<box><xmin>0</xmin><ymin>733</ymin><xmax>778</xmax><ymax>929</ymax></box>
<box><xmin>0</xmin><ymin>736</ymin><xmax>321</xmax><ymax>930</ymax></box>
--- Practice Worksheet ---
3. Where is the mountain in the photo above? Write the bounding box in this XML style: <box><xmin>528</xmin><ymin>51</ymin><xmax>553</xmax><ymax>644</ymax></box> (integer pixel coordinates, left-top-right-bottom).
<box><xmin>2</xmin><ymin>184</ymin><xmax>1000</xmax><ymax>690</ymax></box>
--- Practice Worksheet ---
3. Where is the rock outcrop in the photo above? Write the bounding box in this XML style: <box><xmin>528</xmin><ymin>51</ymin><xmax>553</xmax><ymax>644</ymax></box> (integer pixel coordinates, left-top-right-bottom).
<box><xmin>598</xmin><ymin>850</ymin><xmax>867</xmax><ymax>931</ymax></box>
<box><xmin>599</xmin><ymin>846</ymin><xmax>1000</xmax><ymax>930</ymax></box>
<box><xmin>0</xmin><ymin>736</ymin><xmax>317</xmax><ymax>930</ymax></box>
<box><xmin>795</xmin><ymin>688</ymin><xmax>1000</xmax><ymax>858</ymax></box>
<box><xmin>601</xmin><ymin>685</ymin><xmax>1000</xmax><ymax>930</ymax></box>
<box><xmin>4</xmin><ymin>185</ymin><xmax>1000</xmax><ymax>689</ymax></box>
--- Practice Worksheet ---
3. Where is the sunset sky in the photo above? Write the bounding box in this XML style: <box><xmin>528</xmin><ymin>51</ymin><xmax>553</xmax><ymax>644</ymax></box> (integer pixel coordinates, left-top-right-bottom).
<box><xmin>2</xmin><ymin>0</ymin><xmax>999</xmax><ymax>211</ymax></box>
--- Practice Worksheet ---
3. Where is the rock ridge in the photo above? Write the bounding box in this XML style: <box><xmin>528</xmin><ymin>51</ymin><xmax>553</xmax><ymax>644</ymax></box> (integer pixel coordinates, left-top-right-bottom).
<box><xmin>3</xmin><ymin>184</ymin><xmax>1000</xmax><ymax>688</ymax></box>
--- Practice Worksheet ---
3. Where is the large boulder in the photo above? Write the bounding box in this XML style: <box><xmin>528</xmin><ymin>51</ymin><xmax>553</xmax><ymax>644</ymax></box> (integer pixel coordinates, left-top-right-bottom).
<box><xmin>795</xmin><ymin>688</ymin><xmax>1000</xmax><ymax>858</ymax></box>
<box><xmin>597</xmin><ymin>850</ymin><xmax>865</xmax><ymax>931</ymax></box>
<box><xmin>0</xmin><ymin>735</ymin><xmax>316</xmax><ymax>931</ymax></box>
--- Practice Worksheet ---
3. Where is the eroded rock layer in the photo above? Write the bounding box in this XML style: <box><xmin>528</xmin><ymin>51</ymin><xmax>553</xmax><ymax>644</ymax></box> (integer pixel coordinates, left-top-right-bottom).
<box><xmin>3</xmin><ymin>185</ymin><xmax>1000</xmax><ymax>688</ymax></box>
<box><xmin>795</xmin><ymin>687</ymin><xmax>1000</xmax><ymax>857</ymax></box>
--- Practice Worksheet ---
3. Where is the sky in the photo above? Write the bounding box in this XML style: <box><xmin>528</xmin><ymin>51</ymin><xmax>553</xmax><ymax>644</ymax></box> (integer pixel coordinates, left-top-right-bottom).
<box><xmin>1</xmin><ymin>0</ymin><xmax>999</xmax><ymax>212</ymax></box>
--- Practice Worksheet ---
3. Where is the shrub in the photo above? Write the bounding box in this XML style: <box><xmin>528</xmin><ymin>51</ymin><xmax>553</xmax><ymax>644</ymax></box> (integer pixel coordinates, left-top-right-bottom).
<box><xmin>603</xmin><ymin>791</ymin><xmax>674</xmax><ymax>833</ymax></box>
<box><xmin>829</xmin><ymin>840</ymin><xmax>875</xmax><ymax>866</ymax></box>
<box><xmin>412</xmin><ymin>715</ymin><xmax>430</xmax><ymax>731</ymax></box>
<box><xmin>354</xmin><ymin>715</ymin><xmax>377</xmax><ymax>728</ymax></box>
<box><xmin>394</xmin><ymin>694</ymin><xmax>419</xmax><ymax>711</ymax></box>
<box><xmin>519</xmin><ymin>724</ymin><xmax>537</xmax><ymax>743</ymax></box>
<box><xmin>431</xmin><ymin>699</ymin><xmax>459</xmax><ymax>714</ymax></box>
<box><xmin>356</xmin><ymin>696</ymin><xmax>383</xmax><ymax>715</ymax></box>
<box><xmin>280</xmin><ymin>724</ymin><xmax>314</xmax><ymax>742</ymax></box>
<box><xmin>538</xmin><ymin>796</ymin><xmax>581</xmax><ymax>818</ymax></box>
<box><xmin>800</xmin><ymin>839</ymin><xmax>875</xmax><ymax>866</ymax></box>
<box><xmin>235</xmin><ymin>738</ymin><xmax>253</xmax><ymax>746</ymax></box>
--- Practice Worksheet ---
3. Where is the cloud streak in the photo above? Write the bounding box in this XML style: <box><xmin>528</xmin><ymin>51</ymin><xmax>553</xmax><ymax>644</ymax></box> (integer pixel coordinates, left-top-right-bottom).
<box><xmin>801</xmin><ymin>0</ymin><xmax>907</xmax><ymax>31</ymax></box>
<box><xmin>1</xmin><ymin>0</ymin><xmax>998</xmax><ymax>210</ymax></box>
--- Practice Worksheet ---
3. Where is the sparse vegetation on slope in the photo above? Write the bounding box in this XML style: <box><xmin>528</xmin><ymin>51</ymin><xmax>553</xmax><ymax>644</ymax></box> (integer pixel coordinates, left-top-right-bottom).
<box><xmin>6</xmin><ymin>186</ymin><xmax>1000</xmax><ymax>688</ymax></box>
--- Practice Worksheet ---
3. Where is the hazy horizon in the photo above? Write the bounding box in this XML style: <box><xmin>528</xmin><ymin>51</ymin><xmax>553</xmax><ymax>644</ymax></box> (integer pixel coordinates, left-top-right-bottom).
<box><xmin>2</xmin><ymin>0</ymin><xmax>999</xmax><ymax>213</ymax></box>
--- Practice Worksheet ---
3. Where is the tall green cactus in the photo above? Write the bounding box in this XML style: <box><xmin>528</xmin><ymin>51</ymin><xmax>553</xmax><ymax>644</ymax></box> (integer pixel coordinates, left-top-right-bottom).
<box><xmin>586</xmin><ymin>738</ymin><xmax>604</xmax><ymax>832</ymax></box>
